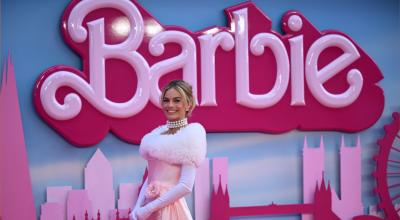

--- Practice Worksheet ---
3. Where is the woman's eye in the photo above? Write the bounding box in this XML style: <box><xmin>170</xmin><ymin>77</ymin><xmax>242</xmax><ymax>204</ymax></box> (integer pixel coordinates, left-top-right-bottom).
<box><xmin>174</xmin><ymin>99</ymin><xmax>181</xmax><ymax>103</ymax></box>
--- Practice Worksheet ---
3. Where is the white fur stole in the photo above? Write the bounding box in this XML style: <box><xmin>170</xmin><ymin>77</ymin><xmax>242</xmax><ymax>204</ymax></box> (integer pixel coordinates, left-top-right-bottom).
<box><xmin>139</xmin><ymin>123</ymin><xmax>207</xmax><ymax>167</ymax></box>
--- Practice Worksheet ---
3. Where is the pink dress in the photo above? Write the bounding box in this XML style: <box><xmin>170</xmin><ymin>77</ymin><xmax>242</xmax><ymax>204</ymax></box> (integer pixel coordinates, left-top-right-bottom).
<box><xmin>143</xmin><ymin>181</ymin><xmax>192</xmax><ymax>220</ymax></box>
<box><xmin>139</xmin><ymin>123</ymin><xmax>207</xmax><ymax>220</ymax></box>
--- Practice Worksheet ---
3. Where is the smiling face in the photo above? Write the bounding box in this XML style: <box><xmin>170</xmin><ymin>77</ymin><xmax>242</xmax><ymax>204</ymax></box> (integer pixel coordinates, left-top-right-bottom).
<box><xmin>162</xmin><ymin>88</ymin><xmax>190</xmax><ymax>122</ymax></box>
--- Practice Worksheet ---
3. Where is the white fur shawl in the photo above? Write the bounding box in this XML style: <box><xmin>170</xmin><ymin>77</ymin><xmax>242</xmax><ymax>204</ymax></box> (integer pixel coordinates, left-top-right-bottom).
<box><xmin>139</xmin><ymin>123</ymin><xmax>207</xmax><ymax>167</ymax></box>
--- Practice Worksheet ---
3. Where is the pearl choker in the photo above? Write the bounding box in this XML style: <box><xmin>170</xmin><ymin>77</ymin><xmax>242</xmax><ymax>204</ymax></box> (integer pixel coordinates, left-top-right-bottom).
<box><xmin>167</xmin><ymin>118</ymin><xmax>188</xmax><ymax>129</ymax></box>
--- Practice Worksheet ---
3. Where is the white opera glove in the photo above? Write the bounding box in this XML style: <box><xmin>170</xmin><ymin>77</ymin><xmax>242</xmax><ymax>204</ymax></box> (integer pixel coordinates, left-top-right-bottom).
<box><xmin>135</xmin><ymin>206</ymin><xmax>152</xmax><ymax>220</ymax></box>
<box><xmin>129</xmin><ymin>211</ymin><xmax>137</xmax><ymax>220</ymax></box>
<box><xmin>137</xmin><ymin>165</ymin><xmax>197</xmax><ymax>218</ymax></box>
<box><xmin>130</xmin><ymin>178</ymin><xmax>149</xmax><ymax>220</ymax></box>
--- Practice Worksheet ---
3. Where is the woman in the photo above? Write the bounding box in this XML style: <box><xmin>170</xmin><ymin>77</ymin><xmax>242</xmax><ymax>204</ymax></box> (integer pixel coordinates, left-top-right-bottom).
<box><xmin>130</xmin><ymin>80</ymin><xmax>207</xmax><ymax>220</ymax></box>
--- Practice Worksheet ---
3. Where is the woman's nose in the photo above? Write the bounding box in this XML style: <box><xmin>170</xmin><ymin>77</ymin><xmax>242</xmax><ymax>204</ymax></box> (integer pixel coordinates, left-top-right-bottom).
<box><xmin>167</xmin><ymin>101</ymin><xmax>174</xmax><ymax>107</ymax></box>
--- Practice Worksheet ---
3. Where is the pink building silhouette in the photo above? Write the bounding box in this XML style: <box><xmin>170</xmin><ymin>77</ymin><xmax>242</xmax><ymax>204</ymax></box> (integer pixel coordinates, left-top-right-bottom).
<box><xmin>40</xmin><ymin>149</ymin><xmax>214</xmax><ymax>219</ymax></box>
<box><xmin>43</xmin><ymin>186</ymin><xmax>72</xmax><ymax>220</ymax></box>
<box><xmin>208</xmin><ymin>159</ymin><xmax>340</xmax><ymax>220</ymax></box>
<box><xmin>302</xmin><ymin>136</ymin><xmax>324</xmax><ymax>220</ymax></box>
<box><xmin>85</xmin><ymin>149</ymin><xmax>115</xmax><ymax>219</ymax></box>
<box><xmin>117</xmin><ymin>183</ymin><xmax>140</xmax><ymax>210</ymax></box>
<box><xmin>194</xmin><ymin>158</ymin><xmax>211</xmax><ymax>220</ymax></box>
<box><xmin>212</xmin><ymin>157</ymin><xmax>228</xmax><ymax>193</ymax></box>
<box><xmin>331</xmin><ymin>136</ymin><xmax>363</xmax><ymax>219</ymax></box>
<box><xmin>40</xmin><ymin>149</ymin><xmax>118</xmax><ymax>220</ymax></box>
<box><xmin>38</xmin><ymin>134</ymin><xmax>366</xmax><ymax>220</ymax></box>
<box><xmin>40</xmin><ymin>203</ymin><xmax>63</xmax><ymax>220</ymax></box>
<box><xmin>303</xmin><ymin>136</ymin><xmax>363</xmax><ymax>219</ymax></box>
<box><xmin>67</xmin><ymin>190</ymin><xmax>93</xmax><ymax>220</ymax></box>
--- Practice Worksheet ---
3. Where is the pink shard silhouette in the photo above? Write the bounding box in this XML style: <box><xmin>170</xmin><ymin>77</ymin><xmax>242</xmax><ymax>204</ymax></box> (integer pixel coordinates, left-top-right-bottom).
<box><xmin>0</xmin><ymin>56</ymin><xmax>36</xmax><ymax>220</ymax></box>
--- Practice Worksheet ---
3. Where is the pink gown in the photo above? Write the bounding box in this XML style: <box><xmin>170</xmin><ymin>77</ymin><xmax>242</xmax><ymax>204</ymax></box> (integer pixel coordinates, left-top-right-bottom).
<box><xmin>138</xmin><ymin>123</ymin><xmax>207</xmax><ymax>220</ymax></box>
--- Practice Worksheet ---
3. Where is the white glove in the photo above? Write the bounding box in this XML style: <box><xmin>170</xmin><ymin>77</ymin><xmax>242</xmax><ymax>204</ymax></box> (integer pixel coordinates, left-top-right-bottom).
<box><xmin>139</xmin><ymin>165</ymin><xmax>196</xmax><ymax>216</ymax></box>
<box><xmin>130</xmin><ymin>178</ymin><xmax>148</xmax><ymax>220</ymax></box>
<box><xmin>129</xmin><ymin>211</ymin><xmax>137</xmax><ymax>220</ymax></box>
<box><xmin>135</xmin><ymin>206</ymin><xmax>152</xmax><ymax>220</ymax></box>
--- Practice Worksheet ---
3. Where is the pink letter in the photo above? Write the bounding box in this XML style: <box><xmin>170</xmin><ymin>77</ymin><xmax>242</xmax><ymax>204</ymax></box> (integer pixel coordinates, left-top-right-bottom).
<box><xmin>234</xmin><ymin>8</ymin><xmax>289</xmax><ymax>108</ymax></box>
<box><xmin>306</xmin><ymin>34</ymin><xmax>363</xmax><ymax>108</ymax></box>
<box><xmin>40</xmin><ymin>0</ymin><xmax>150</xmax><ymax>120</ymax></box>
<box><xmin>289</xmin><ymin>35</ymin><xmax>305</xmax><ymax>106</ymax></box>
<box><xmin>198</xmin><ymin>32</ymin><xmax>234</xmax><ymax>106</ymax></box>
<box><xmin>149</xmin><ymin>31</ymin><xmax>197</xmax><ymax>107</ymax></box>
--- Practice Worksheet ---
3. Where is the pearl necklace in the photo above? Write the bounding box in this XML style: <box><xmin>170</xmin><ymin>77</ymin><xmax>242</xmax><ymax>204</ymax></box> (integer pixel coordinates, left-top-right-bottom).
<box><xmin>166</xmin><ymin>118</ymin><xmax>188</xmax><ymax>129</ymax></box>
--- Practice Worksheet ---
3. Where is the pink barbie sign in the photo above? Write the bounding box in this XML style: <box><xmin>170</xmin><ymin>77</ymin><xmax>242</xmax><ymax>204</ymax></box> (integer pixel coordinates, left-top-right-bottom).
<box><xmin>33</xmin><ymin>0</ymin><xmax>384</xmax><ymax>146</ymax></box>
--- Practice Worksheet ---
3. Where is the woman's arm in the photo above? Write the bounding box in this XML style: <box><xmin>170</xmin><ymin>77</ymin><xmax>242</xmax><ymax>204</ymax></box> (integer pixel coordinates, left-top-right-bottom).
<box><xmin>130</xmin><ymin>178</ymin><xmax>148</xmax><ymax>220</ymax></box>
<box><xmin>136</xmin><ymin>165</ymin><xmax>196</xmax><ymax>219</ymax></box>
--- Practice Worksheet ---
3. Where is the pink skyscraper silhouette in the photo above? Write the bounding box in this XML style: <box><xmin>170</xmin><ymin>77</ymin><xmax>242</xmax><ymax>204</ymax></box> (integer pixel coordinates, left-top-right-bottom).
<box><xmin>85</xmin><ymin>149</ymin><xmax>115</xmax><ymax>219</ymax></box>
<box><xmin>0</xmin><ymin>57</ymin><xmax>36</xmax><ymax>220</ymax></box>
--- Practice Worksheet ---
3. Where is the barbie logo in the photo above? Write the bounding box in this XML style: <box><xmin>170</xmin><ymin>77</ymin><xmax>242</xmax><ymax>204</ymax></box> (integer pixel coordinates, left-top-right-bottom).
<box><xmin>34</xmin><ymin>0</ymin><xmax>384</xmax><ymax>146</ymax></box>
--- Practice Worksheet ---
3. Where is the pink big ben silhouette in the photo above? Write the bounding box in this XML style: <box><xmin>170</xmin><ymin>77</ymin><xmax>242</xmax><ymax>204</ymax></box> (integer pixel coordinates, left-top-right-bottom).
<box><xmin>303</xmin><ymin>136</ymin><xmax>363</xmax><ymax>220</ymax></box>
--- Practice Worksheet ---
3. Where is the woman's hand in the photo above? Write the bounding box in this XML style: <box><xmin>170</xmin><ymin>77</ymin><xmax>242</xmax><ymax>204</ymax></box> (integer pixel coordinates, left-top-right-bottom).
<box><xmin>129</xmin><ymin>207</ymin><xmax>144</xmax><ymax>220</ymax></box>
<box><xmin>129</xmin><ymin>209</ymin><xmax>138</xmax><ymax>220</ymax></box>
<box><xmin>136</xmin><ymin>206</ymin><xmax>152</xmax><ymax>220</ymax></box>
